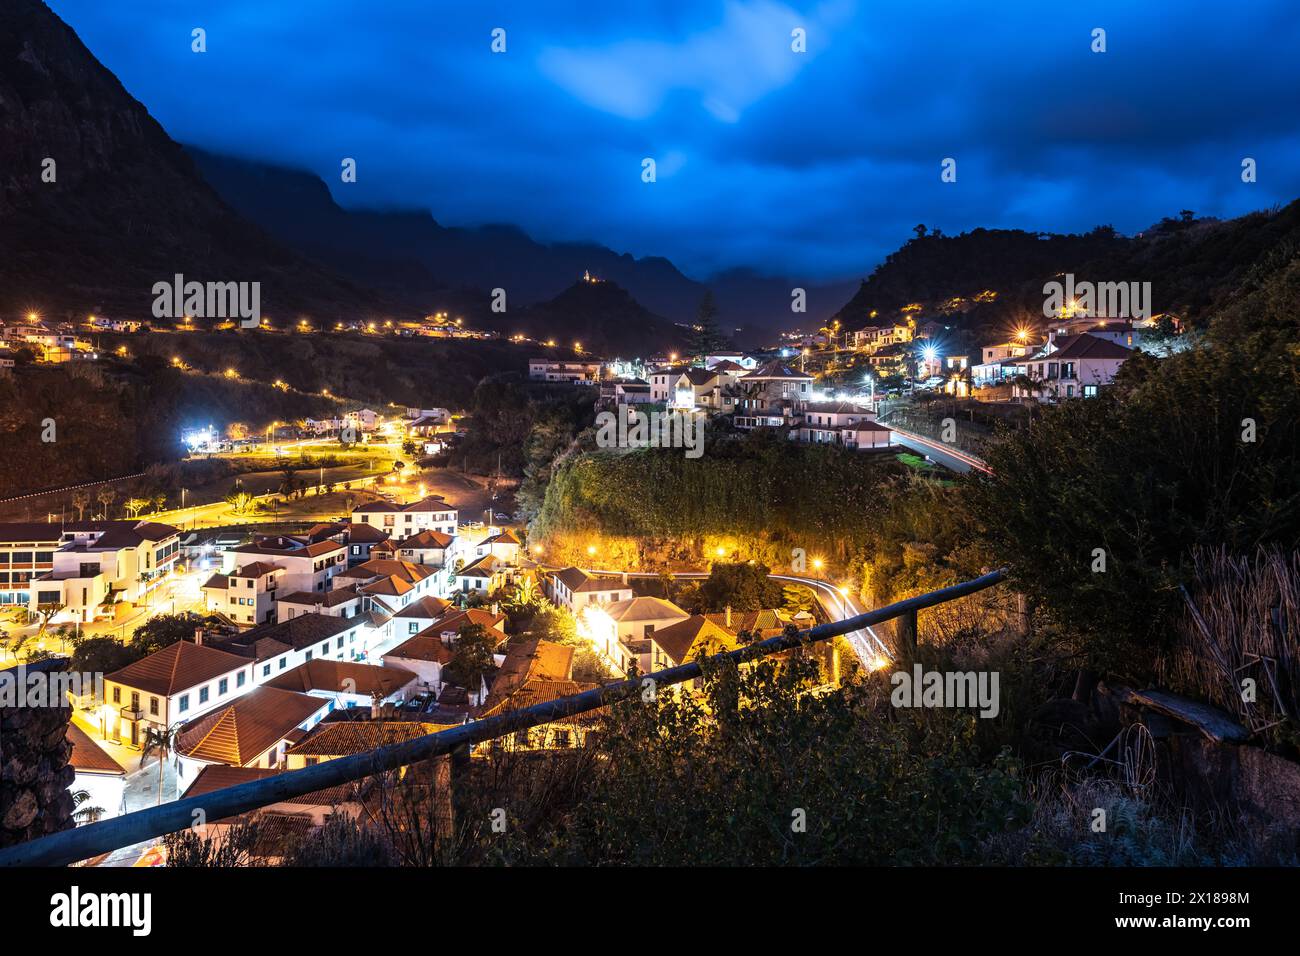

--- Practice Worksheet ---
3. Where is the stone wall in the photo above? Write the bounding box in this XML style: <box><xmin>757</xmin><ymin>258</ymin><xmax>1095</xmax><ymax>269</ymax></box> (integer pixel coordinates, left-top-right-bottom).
<box><xmin>0</xmin><ymin>658</ymin><xmax>75</xmax><ymax>849</ymax></box>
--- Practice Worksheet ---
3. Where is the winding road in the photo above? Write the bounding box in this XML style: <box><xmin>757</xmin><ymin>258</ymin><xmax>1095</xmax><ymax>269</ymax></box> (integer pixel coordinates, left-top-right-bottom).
<box><xmin>582</xmin><ymin>568</ymin><xmax>893</xmax><ymax>670</ymax></box>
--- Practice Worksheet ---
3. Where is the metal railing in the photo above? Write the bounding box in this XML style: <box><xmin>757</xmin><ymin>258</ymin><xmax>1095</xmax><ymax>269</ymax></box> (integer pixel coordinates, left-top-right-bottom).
<box><xmin>0</xmin><ymin>568</ymin><xmax>1008</xmax><ymax>868</ymax></box>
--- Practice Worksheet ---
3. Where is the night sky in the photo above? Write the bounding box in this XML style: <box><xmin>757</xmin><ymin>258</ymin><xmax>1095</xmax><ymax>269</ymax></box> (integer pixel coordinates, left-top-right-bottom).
<box><xmin>49</xmin><ymin>0</ymin><xmax>1300</xmax><ymax>281</ymax></box>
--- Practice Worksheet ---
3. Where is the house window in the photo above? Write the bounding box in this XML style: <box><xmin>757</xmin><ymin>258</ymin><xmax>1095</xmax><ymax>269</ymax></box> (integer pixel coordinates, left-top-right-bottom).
<box><xmin>237</xmin><ymin>671</ymin><xmax>246</xmax><ymax>688</ymax></box>
<box><xmin>112</xmin><ymin>687</ymin><xmax>120</xmax><ymax>704</ymax></box>
<box><xmin>305</xmin><ymin>757</ymin><xmax>319</xmax><ymax>766</ymax></box>
<box><xmin>279</xmin><ymin>657</ymin><xmax>287</xmax><ymax>669</ymax></box>
<box><xmin>199</xmin><ymin>687</ymin><xmax>209</xmax><ymax>704</ymax></box>
<box><xmin>305</xmin><ymin>650</ymin><xmax>313</xmax><ymax>661</ymax></box>
<box><xmin>1083</xmin><ymin>385</ymin><xmax>1098</xmax><ymax>397</ymax></box>
<box><xmin>218</xmin><ymin>678</ymin><xmax>229</xmax><ymax>695</ymax></box>
<box><xmin>178</xmin><ymin>694</ymin><xmax>190</xmax><ymax>713</ymax></box>
<box><xmin>263</xmin><ymin>663</ymin><xmax>271</xmax><ymax>677</ymax></box>
<box><xmin>149</xmin><ymin>697</ymin><xmax>159</xmax><ymax>716</ymax></box>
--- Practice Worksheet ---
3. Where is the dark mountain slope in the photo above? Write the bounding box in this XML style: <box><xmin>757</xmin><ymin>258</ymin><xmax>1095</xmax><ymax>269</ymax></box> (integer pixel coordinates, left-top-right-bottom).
<box><xmin>0</xmin><ymin>0</ymin><xmax>393</xmax><ymax>323</ymax></box>
<box><xmin>188</xmin><ymin>149</ymin><xmax>856</xmax><ymax>341</ymax></box>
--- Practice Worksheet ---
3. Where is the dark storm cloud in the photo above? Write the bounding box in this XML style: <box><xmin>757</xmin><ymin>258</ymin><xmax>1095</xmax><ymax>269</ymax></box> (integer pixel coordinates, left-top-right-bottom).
<box><xmin>49</xmin><ymin>0</ymin><xmax>1300</xmax><ymax>280</ymax></box>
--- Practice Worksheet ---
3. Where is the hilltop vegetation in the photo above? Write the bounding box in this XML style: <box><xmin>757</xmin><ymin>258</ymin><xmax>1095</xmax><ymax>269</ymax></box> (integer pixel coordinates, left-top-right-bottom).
<box><xmin>832</xmin><ymin>200</ymin><xmax>1300</xmax><ymax>339</ymax></box>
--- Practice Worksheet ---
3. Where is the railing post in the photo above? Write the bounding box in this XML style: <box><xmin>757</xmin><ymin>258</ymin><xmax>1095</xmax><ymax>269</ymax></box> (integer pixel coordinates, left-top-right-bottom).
<box><xmin>896</xmin><ymin>608</ymin><xmax>918</xmax><ymax>656</ymax></box>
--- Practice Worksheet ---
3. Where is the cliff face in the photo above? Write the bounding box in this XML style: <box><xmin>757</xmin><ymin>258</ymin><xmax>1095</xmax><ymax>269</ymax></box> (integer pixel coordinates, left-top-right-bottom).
<box><xmin>0</xmin><ymin>0</ymin><xmax>387</xmax><ymax>322</ymax></box>
<box><xmin>0</xmin><ymin>659</ymin><xmax>76</xmax><ymax>849</ymax></box>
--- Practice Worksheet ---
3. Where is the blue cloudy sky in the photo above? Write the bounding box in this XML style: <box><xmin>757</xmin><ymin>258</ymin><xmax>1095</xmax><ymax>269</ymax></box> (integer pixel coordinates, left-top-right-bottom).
<box><xmin>49</xmin><ymin>0</ymin><xmax>1300</xmax><ymax>281</ymax></box>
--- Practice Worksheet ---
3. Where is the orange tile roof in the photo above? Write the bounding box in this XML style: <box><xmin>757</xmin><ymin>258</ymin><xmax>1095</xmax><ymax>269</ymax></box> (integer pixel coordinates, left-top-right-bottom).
<box><xmin>176</xmin><ymin>686</ymin><xmax>327</xmax><ymax>766</ymax></box>
<box><xmin>184</xmin><ymin>765</ymin><xmax>358</xmax><ymax>806</ymax></box>
<box><xmin>105</xmin><ymin>641</ymin><xmax>250</xmax><ymax>697</ymax></box>
<box><xmin>264</xmin><ymin>659</ymin><xmax>417</xmax><ymax>697</ymax></box>
<box><xmin>650</xmin><ymin>615</ymin><xmax>740</xmax><ymax>666</ymax></box>
<box><xmin>286</xmin><ymin>720</ymin><xmax>454</xmax><ymax>757</ymax></box>
<box><xmin>394</xmin><ymin>595</ymin><xmax>452</xmax><ymax>619</ymax></box>
<box><xmin>66</xmin><ymin>723</ymin><xmax>124</xmax><ymax>776</ymax></box>
<box><xmin>384</xmin><ymin>634</ymin><xmax>455</xmax><ymax>665</ymax></box>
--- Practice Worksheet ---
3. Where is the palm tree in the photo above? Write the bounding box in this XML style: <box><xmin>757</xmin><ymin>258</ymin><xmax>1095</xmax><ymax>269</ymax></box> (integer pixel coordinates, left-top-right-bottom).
<box><xmin>278</xmin><ymin>466</ymin><xmax>300</xmax><ymax>498</ymax></box>
<box><xmin>71</xmin><ymin>490</ymin><xmax>90</xmax><ymax>521</ymax></box>
<box><xmin>504</xmin><ymin>575</ymin><xmax>539</xmax><ymax>614</ymax></box>
<box><xmin>141</xmin><ymin>724</ymin><xmax>182</xmax><ymax>806</ymax></box>
<box><xmin>658</xmin><ymin>569</ymin><xmax>675</xmax><ymax>599</ymax></box>
<box><xmin>71</xmin><ymin>789</ymin><xmax>105</xmax><ymax>826</ymax></box>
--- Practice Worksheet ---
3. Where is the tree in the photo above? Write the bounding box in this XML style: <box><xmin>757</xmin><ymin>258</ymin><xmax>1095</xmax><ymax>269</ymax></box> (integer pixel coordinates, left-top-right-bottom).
<box><xmin>913</xmin><ymin>224</ymin><xmax>928</xmax><ymax>239</ymax></box>
<box><xmin>70</xmin><ymin>636</ymin><xmax>136</xmax><ymax>674</ymax></box>
<box><xmin>71</xmin><ymin>490</ymin><xmax>90</xmax><ymax>521</ymax></box>
<box><xmin>278</xmin><ymin>467</ymin><xmax>300</xmax><ymax>498</ymax></box>
<box><xmin>130</xmin><ymin>614</ymin><xmax>205</xmax><ymax>657</ymax></box>
<box><xmin>95</xmin><ymin>486</ymin><xmax>116</xmax><ymax>519</ymax></box>
<box><xmin>33</xmin><ymin>601</ymin><xmax>64</xmax><ymax>637</ymax></box>
<box><xmin>688</xmin><ymin>291</ymin><xmax>728</xmax><ymax>359</ymax></box>
<box><xmin>225</xmin><ymin>489</ymin><xmax>255</xmax><ymax>515</ymax></box>
<box><xmin>443</xmin><ymin>623</ymin><xmax>498</xmax><ymax>693</ymax></box>
<box><xmin>528</xmin><ymin>602</ymin><xmax>578</xmax><ymax>644</ymax></box>
<box><xmin>123</xmin><ymin>497</ymin><xmax>148</xmax><ymax>518</ymax></box>
<box><xmin>0</xmin><ymin>625</ymin><xmax>32</xmax><ymax>662</ymax></box>
<box><xmin>72</xmin><ymin>788</ymin><xmax>105</xmax><ymax>826</ymax></box>
<box><xmin>968</xmin><ymin>259</ymin><xmax>1300</xmax><ymax>678</ymax></box>
<box><xmin>688</xmin><ymin>562</ymin><xmax>783</xmax><ymax>613</ymax></box>
<box><xmin>504</xmin><ymin>575</ymin><xmax>539</xmax><ymax>613</ymax></box>
<box><xmin>658</xmin><ymin>569</ymin><xmax>675</xmax><ymax>599</ymax></box>
<box><xmin>141</xmin><ymin>724</ymin><xmax>183</xmax><ymax>806</ymax></box>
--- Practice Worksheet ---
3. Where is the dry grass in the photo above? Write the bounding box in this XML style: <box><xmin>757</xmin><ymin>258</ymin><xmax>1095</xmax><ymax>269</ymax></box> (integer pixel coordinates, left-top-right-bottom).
<box><xmin>1158</xmin><ymin>547</ymin><xmax>1300</xmax><ymax>747</ymax></box>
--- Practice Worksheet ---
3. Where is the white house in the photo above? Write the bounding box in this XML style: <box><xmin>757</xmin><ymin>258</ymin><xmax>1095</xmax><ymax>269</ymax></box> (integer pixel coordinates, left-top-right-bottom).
<box><xmin>545</xmin><ymin>567</ymin><xmax>633</xmax><ymax>612</ymax></box>
<box><xmin>208</xmin><ymin>612</ymin><xmax>382</xmax><ymax>683</ymax></box>
<box><xmin>352</xmin><ymin>496</ymin><xmax>458</xmax><ymax>537</ymax></box>
<box><xmin>202</xmin><ymin>560</ymin><xmax>285</xmax><ymax>626</ymax></box>
<box><xmin>66</xmin><ymin>723</ymin><xmax>126</xmax><ymax>822</ymax></box>
<box><xmin>1012</xmin><ymin>333</ymin><xmax>1134</xmax><ymax>402</ymax></box>
<box><xmin>224</xmin><ymin>536</ymin><xmax>346</xmax><ymax>594</ymax></box>
<box><xmin>275</xmin><ymin>585</ymin><xmax>362</xmax><ymax>622</ymax></box>
<box><xmin>174</xmin><ymin>685</ymin><xmax>330</xmax><ymax>793</ymax></box>
<box><xmin>527</xmin><ymin>358</ymin><xmax>603</xmax><ymax>383</ymax></box>
<box><xmin>103</xmin><ymin>640</ymin><xmax>255</xmax><ymax>748</ymax></box>
<box><xmin>3</xmin><ymin>520</ymin><xmax>181</xmax><ymax>623</ymax></box>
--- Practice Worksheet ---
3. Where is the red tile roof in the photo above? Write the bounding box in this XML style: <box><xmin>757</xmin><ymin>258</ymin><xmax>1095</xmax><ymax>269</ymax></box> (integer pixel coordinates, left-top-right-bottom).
<box><xmin>286</xmin><ymin>721</ymin><xmax>453</xmax><ymax>758</ymax></box>
<box><xmin>105</xmin><ymin>641</ymin><xmax>249</xmax><ymax>697</ymax></box>
<box><xmin>66</xmin><ymin>723</ymin><xmax>124</xmax><ymax>776</ymax></box>
<box><xmin>264</xmin><ymin>659</ymin><xmax>417</xmax><ymax>697</ymax></box>
<box><xmin>176</xmin><ymin>686</ymin><xmax>327</xmax><ymax>766</ymax></box>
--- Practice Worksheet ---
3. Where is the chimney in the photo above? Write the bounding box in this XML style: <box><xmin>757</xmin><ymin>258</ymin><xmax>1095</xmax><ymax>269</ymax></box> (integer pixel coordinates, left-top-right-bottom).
<box><xmin>621</xmin><ymin>571</ymin><xmax>629</xmax><ymax>586</ymax></box>
<box><xmin>490</xmin><ymin>602</ymin><xmax>499</xmax><ymax>615</ymax></box>
<box><xmin>724</xmin><ymin>605</ymin><xmax>732</xmax><ymax>628</ymax></box>
<box><xmin>193</xmin><ymin>627</ymin><xmax>204</xmax><ymax>646</ymax></box>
